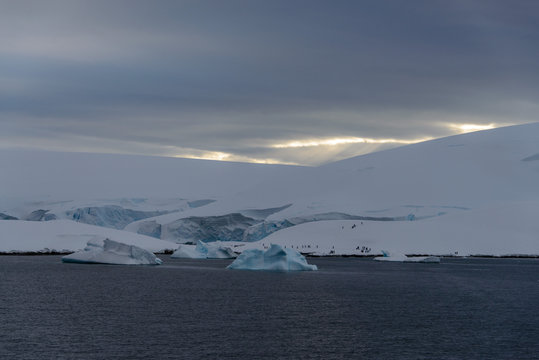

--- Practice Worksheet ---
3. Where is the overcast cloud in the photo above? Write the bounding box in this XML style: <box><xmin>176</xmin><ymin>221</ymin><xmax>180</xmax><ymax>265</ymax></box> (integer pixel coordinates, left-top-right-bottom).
<box><xmin>1</xmin><ymin>0</ymin><xmax>538</xmax><ymax>165</ymax></box>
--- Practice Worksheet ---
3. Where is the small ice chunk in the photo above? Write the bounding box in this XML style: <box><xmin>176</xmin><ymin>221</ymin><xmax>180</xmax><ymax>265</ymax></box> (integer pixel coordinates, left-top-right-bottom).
<box><xmin>409</xmin><ymin>256</ymin><xmax>441</xmax><ymax>263</ymax></box>
<box><xmin>374</xmin><ymin>250</ymin><xmax>440</xmax><ymax>263</ymax></box>
<box><xmin>171</xmin><ymin>240</ymin><xmax>236</xmax><ymax>259</ymax></box>
<box><xmin>62</xmin><ymin>238</ymin><xmax>162</xmax><ymax>265</ymax></box>
<box><xmin>374</xmin><ymin>250</ymin><xmax>408</xmax><ymax>262</ymax></box>
<box><xmin>227</xmin><ymin>244</ymin><xmax>318</xmax><ymax>271</ymax></box>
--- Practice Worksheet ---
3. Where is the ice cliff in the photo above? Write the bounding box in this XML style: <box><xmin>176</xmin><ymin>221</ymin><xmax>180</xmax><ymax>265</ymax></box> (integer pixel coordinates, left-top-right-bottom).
<box><xmin>67</xmin><ymin>206</ymin><xmax>166</xmax><ymax>229</ymax></box>
<box><xmin>163</xmin><ymin>213</ymin><xmax>259</xmax><ymax>243</ymax></box>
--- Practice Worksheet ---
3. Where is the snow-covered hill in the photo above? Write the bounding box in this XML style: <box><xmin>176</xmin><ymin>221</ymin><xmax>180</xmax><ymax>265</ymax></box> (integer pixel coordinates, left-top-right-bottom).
<box><xmin>234</xmin><ymin>121</ymin><xmax>539</xmax><ymax>219</ymax></box>
<box><xmin>1</xmin><ymin>122</ymin><xmax>538</xmax><ymax>255</ymax></box>
<box><xmin>127</xmin><ymin>122</ymin><xmax>539</xmax><ymax>247</ymax></box>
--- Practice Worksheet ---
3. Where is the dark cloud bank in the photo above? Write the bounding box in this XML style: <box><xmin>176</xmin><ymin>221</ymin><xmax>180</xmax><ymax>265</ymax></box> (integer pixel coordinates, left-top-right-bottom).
<box><xmin>1</xmin><ymin>0</ymin><xmax>538</xmax><ymax>165</ymax></box>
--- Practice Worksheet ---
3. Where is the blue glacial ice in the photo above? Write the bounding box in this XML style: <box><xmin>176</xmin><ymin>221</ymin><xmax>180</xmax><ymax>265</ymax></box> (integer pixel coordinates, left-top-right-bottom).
<box><xmin>171</xmin><ymin>240</ymin><xmax>236</xmax><ymax>259</ymax></box>
<box><xmin>62</xmin><ymin>238</ymin><xmax>163</xmax><ymax>265</ymax></box>
<box><xmin>67</xmin><ymin>206</ymin><xmax>166</xmax><ymax>230</ymax></box>
<box><xmin>227</xmin><ymin>244</ymin><xmax>318</xmax><ymax>271</ymax></box>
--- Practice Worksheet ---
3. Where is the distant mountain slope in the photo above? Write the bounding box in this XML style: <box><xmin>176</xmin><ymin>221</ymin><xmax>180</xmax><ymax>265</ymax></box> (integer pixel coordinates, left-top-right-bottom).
<box><xmin>0</xmin><ymin>150</ymin><xmax>305</xmax><ymax>201</ymax></box>
<box><xmin>167</xmin><ymin>122</ymin><xmax>539</xmax><ymax>220</ymax></box>
<box><xmin>263</xmin><ymin>121</ymin><xmax>539</xmax><ymax>220</ymax></box>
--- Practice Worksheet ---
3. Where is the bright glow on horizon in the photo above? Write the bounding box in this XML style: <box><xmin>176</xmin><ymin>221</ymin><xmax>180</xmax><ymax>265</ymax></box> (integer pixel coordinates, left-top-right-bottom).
<box><xmin>174</xmin><ymin>151</ymin><xmax>231</xmax><ymax>162</ymax></box>
<box><xmin>172</xmin><ymin>151</ymin><xmax>299</xmax><ymax>165</ymax></box>
<box><xmin>7</xmin><ymin>122</ymin><xmax>517</xmax><ymax>166</ymax></box>
<box><xmin>271</xmin><ymin>136</ymin><xmax>433</xmax><ymax>149</ymax></box>
<box><xmin>168</xmin><ymin>136</ymin><xmax>436</xmax><ymax>165</ymax></box>
<box><xmin>449</xmin><ymin>123</ymin><xmax>497</xmax><ymax>133</ymax></box>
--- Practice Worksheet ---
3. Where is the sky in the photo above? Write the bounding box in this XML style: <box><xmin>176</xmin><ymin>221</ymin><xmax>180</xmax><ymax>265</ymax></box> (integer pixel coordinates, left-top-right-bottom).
<box><xmin>1</xmin><ymin>0</ymin><xmax>538</xmax><ymax>166</ymax></box>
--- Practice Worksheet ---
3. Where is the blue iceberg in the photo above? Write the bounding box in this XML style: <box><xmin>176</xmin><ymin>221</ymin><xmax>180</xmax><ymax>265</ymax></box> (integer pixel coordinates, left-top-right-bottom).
<box><xmin>62</xmin><ymin>238</ymin><xmax>162</xmax><ymax>265</ymax></box>
<box><xmin>227</xmin><ymin>244</ymin><xmax>318</xmax><ymax>271</ymax></box>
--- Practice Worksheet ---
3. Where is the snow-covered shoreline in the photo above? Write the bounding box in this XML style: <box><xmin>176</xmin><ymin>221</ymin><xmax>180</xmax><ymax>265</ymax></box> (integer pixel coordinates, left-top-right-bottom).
<box><xmin>2</xmin><ymin>252</ymin><xmax>539</xmax><ymax>258</ymax></box>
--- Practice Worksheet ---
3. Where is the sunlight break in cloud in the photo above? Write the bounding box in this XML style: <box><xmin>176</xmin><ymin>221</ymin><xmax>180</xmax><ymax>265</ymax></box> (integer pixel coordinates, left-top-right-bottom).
<box><xmin>172</xmin><ymin>151</ymin><xmax>299</xmax><ymax>165</ymax></box>
<box><xmin>448</xmin><ymin>123</ymin><xmax>497</xmax><ymax>133</ymax></box>
<box><xmin>271</xmin><ymin>136</ymin><xmax>433</xmax><ymax>149</ymax></box>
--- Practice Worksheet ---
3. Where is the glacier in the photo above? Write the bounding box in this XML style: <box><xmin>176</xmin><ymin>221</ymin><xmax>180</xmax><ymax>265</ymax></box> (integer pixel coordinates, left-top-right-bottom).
<box><xmin>153</xmin><ymin>211</ymin><xmax>404</xmax><ymax>244</ymax></box>
<box><xmin>171</xmin><ymin>240</ymin><xmax>236</xmax><ymax>259</ymax></box>
<box><xmin>163</xmin><ymin>213</ymin><xmax>259</xmax><ymax>243</ymax></box>
<box><xmin>62</xmin><ymin>238</ymin><xmax>163</xmax><ymax>265</ymax></box>
<box><xmin>67</xmin><ymin>206</ymin><xmax>167</xmax><ymax>229</ymax></box>
<box><xmin>227</xmin><ymin>244</ymin><xmax>317</xmax><ymax>271</ymax></box>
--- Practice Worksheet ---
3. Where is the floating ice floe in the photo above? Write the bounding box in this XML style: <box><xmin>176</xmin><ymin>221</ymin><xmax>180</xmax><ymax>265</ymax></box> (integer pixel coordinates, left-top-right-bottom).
<box><xmin>227</xmin><ymin>244</ymin><xmax>318</xmax><ymax>271</ymax></box>
<box><xmin>62</xmin><ymin>237</ymin><xmax>162</xmax><ymax>265</ymax></box>
<box><xmin>373</xmin><ymin>250</ymin><xmax>440</xmax><ymax>263</ymax></box>
<box><xmin>171</xmin><ymin>240</ymin><xmax>236</xmax><ymax>259</ymax></box>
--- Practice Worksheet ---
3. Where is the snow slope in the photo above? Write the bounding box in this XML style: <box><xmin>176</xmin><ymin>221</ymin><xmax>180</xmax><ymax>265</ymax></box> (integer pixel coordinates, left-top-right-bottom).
<box><xmin>0</xmin><ymin>151</ymin><xmax>305</xmax><ymax>201</ymax></box>
<box><xmin>238</xmin><ymin>201</ymin><xmax>539</xmax><ymax>257</ymax></box>
<box><xmin>248</xmin><ymin>122</ymin><xmax>539</xmax><ymax>220</ymax></box>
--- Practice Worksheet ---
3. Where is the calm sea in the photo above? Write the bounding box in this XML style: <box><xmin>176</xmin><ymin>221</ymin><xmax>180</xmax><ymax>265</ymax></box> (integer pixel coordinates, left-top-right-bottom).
<box><xmin>1</xmin><ymin>256</ymin><xmax>538</xmax><ymax>359</ymax></box>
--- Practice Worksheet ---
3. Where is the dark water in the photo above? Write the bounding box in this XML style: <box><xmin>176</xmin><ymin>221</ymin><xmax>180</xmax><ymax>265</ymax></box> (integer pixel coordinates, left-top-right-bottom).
<box><xmin>1</xmin><ymin>256</ymin><xmax>539</xmax><ymax>360</ymax></box>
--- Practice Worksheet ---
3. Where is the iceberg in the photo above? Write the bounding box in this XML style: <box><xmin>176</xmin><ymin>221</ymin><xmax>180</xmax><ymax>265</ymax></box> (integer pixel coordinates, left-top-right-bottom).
<box><xmin>374</xmin><ymin>250</ymin><xmax>440</xmax><ymax>263</ymax></box>
<box><xmin>171</xmin><ymin>240</ymin><xmax>236</xmax><ymax>259</ymax></box>
<box><xmin>227</xmin><ymin>244</ymin><xmax>318</xmax><ymax>271</ymax></box>
<box><xmin>171</xmin><ymin>244</ymin><xmax>205</xmax><ymax>259</ymax></box>
<box><xmin>62</xmin><ymin>238</ymin><xmax>163</xmax><ymax>265</ymax></box>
